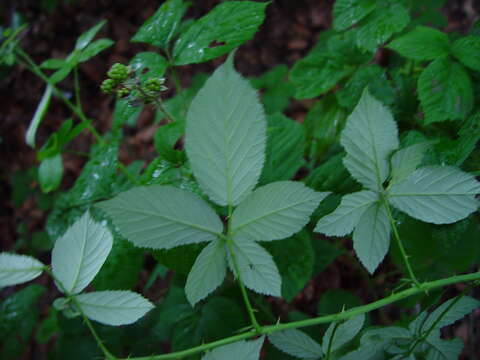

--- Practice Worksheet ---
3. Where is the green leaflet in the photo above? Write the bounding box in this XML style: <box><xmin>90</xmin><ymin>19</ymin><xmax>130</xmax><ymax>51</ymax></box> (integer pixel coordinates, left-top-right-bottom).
<box><xmin>51</xmin><ymin>211</ymin><xmax>113</xmax><ymax>294</ymax></box>
<box><xmin>451</xmin><ymin>35</ymin><xmax>480</xmax><ymax>72</ymax></box>
<box><xmin>173</xmin><ymin>1</ymin><xmax>268</xmax><ymax>65</ymax></box>
<box><xmin>0</xmin><ymin>253</ymin><xmax>44</xmax><ymax>287</ymax></box>
<box><xmin>321</xmin><ymin>314</ymin><xmax>365</xmax><ymax>354</ymax></box>
<box><xmin>78</xmin><ymin>38</ymin><xmax>113</xmax><ymax>62</ymax></box>
<box><xmin>97</xmin><ymin>185</ymin><xmax>223</xmax><ymax>249</ymax></box>
<box><xmin>185</xmin><ymin>240</ymin><xmax>227</xmax><ymax>306</ymax></box>
<box><xmin>269</xmin><ymin>329</ymin><xmax>323</xmax><ymax>359</ymax></box>
<box><xmin>352</xmin><ymin>202</ymin><xmax>391</xmax><ymax>273</ymax></box>
<box><xmin>260</xmin><ymin>113</ymin><xmax>306</xmax><ymax>185</ymax></box>
<box><xmin>390</xmin><ymin>142</ymin><xmax>432</xmax><ymax>184</ymax></box>
<box><xmin>202</xmin><ymin>337</ymin><xmax>264</xmax><ymax>360</ymax></box>
<box><xmin>388</xmin><ymin>166</ymin><xmax>480</xmax><ymax>224</ymax></box>
<box><xmin>418</xmin><ymin>57</ymin><xmax>473</xmax><ymax>124</ymax></box>
<box><xmin>426</xmin><ymin>337</ymin><xmax>463</xmax><ymax>360</ymax></box>
<box><xmin>185</xmin><ymin>55</ymin><xmax>266</xmax><ymax>206</ymax></box>
<box><xmin>227</xmin><ymin>237</ymin><xmax>281</xmax><ymax>297</ymax></box>
<box><xmin>332</xmin><ymin>0</ymin><xmax>376</xmax><ymax>31</ymax></box>
<box><xmin>341</xmin><ymin>89</ymin><xmax>399</xmax><ymax>191</ymax></box>
<box><xmin>25</xmin><ymin>84</ymin><xmax>53</xmax><ymax>148</ymax></box>
<box><xmin>129</xmin><ymin>52</ymin><xmax>168</xmax><ymax>82</ymax></box>
<box><xmin>75</xmin><ymin>20</ymin><xmax>107</xmax><ymax>50</ymax></box>
<box><xmin>314</xmin><ymin>190</ymin><xmax>378</xmax><ymax>236</ymax></box>
<box><xmin>231</xmin><ymin>181</ymin><xmax>328</xmax><ymax>241</ymax></box>
<box><xmin>38</xmin><ymin>153</ymin><xmax>63</xmax><ymax>193</ymax></box>
<box><xmin>75</xmin><ymin>290</ymin><xmax>154</xmax><ymax>326</ymax></box>
<box><xmin>131</xmin><ymin>0</ymin><xmax>190</xmax><ymax>49</ymax></box>
<box><xmin>386</xmin><ymin>26</ymin><xmax>450</xmax><ymax>61</ymax></box>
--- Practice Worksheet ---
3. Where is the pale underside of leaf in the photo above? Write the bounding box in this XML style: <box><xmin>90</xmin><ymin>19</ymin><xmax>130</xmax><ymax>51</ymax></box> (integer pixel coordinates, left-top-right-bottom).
<box><xmin>185</xmin><ymin>240</ymin><xmax>227</xmax><ymax>306</ymax></box>
<box><xmin>232</xmin><ymin>181</ymin><xmax>328</xmax><ymax>241</ymax></box>
<box><xmin>185</xmin><ymin>57</ymin><xmax>266</xmax><ymax>207</ymax></box>
<box><xmin>341</xmin><ymin>89</ymin><xmax>399</xmax><ymax>191</ymax></box>
<box><xmin>426</xmin><ymin>336</ymin><xmax>463</xmax><ymax>360</ymax></box>
<box><xmin>314</xmin><ymin>190</ymin><xmax>378</xmax><ymax>236</ymax></box>
<box><xmin>202</xmin><ymin>337</ymin><xmax>264</xmax><ymax>360</ymax></box>
<box><xmin>97</xmin><ymin>185</ymin><xmax>223</xmax><ymax>249</ymax></box>
<box><xmin>228</xmin><ymin>237</ymin><xmax>281</xmax><ymax>297</ymax></box>
<box><xmin>322</xmin><ymin>314</ymin><xmax>365</xmax><ymax>354</ymax></box>
<box><xmin>75</xmin><ymin>290</ymin><xmax>154</xmax><ymax>326</ymax></box>
<box><xmin>0</xmin><ymin>253</ymin><xmax>44</xmax><ymax>287</ymax></box>
<box><xmin>52</xmin><ymin>212</ymin><xmax>113</xmax><ymax>294</ymax></box>
<box><xmin>268</xmin><ymin>329</ymin><xmax>323</xmax><ymax>359</ymax></box>
<box><xmin>352</xmin><ymin>202</ymin><xmax>391</xmax><ymax>274</ymax></box>
<box><xmin>388</xmin><ymin>166</ymin><xmax>480</xmax><ymax>224</ymax></box>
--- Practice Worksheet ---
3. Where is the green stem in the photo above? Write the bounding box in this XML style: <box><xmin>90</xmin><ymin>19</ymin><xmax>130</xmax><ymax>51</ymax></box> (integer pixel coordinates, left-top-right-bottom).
<box><xmin>73</xmin><ymin>66</ymin><xmax>84</xmax><ymax>117</ymax></box>
<box><xmin>383</xmin><ymin>199</ymin><xmax>419</xmax><ymax>287</ymax></box>
<box><xmin>15</xmin><ymin>47</ymin><xmax>103</xmax><ymax>143</ymax></box>
<box><xmin>226</xmin><ymin>205</ymin><xmax>262</xmax><ymax>334</ymax></box>
<box><xmin>121</xmin><ymin>271</ymin><xmax>480</xmax><ymax>360</ymax></box>
<box><xmin>43</xmin><ymin>267</ymin><xmax>116</xmax><ymax>359</ymax></box>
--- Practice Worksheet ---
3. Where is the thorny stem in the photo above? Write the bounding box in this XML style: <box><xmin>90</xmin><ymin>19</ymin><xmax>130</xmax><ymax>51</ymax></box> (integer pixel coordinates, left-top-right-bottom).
<box><xmin>226</xmin><ymin>204</ymin><xmax>262</xmax><ymax>334</ymax></box>
<box><xmin>383</xmin><ymin>198</ymin><xmax>420</xmax><ymax>288</ymax></box>
<box><xmin>121</xmin><ymin>271</ymin><xmax>480</xmax><ymax>360</ymax></box>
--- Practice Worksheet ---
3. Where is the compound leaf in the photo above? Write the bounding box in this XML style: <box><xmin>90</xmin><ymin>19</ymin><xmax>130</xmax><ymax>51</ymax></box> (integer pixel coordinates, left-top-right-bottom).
<box><xmin>451</xmin><ymin>35</ymin><xmax>480</xmax><ymax>72</ymax></box>
<box><xmin>0</xmin><ymin>253</ymin><xmax>44</xmax><ymax>287</ymax></box>
<box><xmin>387</xmin><ymin>26</ymin><xmax>450</xmax><ymax>61</ymax></box>
<box><xmin>390</xmin><ymin>142</ymin><xmax>432</xmax><ymax>184</ymax></box>
<box><xmin>52</xmin><ymin>212</ymin><xmax>113</xmax><ymax>294</ymax></box>
<box><xmin>202</xmin><ymin>337</ymin><xmax>264</xmax><ymax>360</ymax></box>
<box><xmin>173</xmin><ymin>1</ymin><xmax>267</xmax><ymax>65</ymax></box>
<box><xmin>97</xmin><ymin>185</ymin><xmax>223</xmax><ymax>249</ymax></box>
<box><xmin>185</xmin><ymin>240</ymin><xmax>227</xmax><ymax>307</ymax></box>
<box><xmin>341</xmin><ymin>89</ymin><xmax>399</xmax><ymax>191</ymax></box>
<box><xmin>132</xmin><ymin>0</ymin><xmax>190</xmax><ymax>49</ymax></box>
<box><xmin>388</xmin><ymin>166</ymin><xmax>480</xmax><ymax>224</ymax></box>
<box><xmin>75</xmin><ymin>290</ymin><xmax>154</xmax><ymax>326</ymax></box>
<box><xmin>185</xmin><ymin>56</ymin><xmax>266</xmax><ymax>206</ymax></box>
<box><xmin>418</xmin><ymin>57</ymin><xmax>473</xmax><ymax>124</ymax></box>
<box><xmin>352</xmin><ymin>202</ymin><xmax>391</xmax><ymax>274</ymax></box>
<box><xmin>322</xmin><ymin>314</ymin><xmax>365</xmax><ymax>354</ymax></box>
<box><xmin>228</xmin><ymin>238</ymin><xmax>281</xmax><ymax>297</ymax></box>
<box><xmin>232</xmin><ymin>181</ymin><xmax>327</xmax><ymax>241</ymax></box>
<box><xmin>315</xmin><ymin>190</ymin><xmax>378</xmax><ymax>236</ymax></box>
<box><xmin>269</xmin><ymin>329</ymin><xmax>323</xmax><ymax>359</ymax></box>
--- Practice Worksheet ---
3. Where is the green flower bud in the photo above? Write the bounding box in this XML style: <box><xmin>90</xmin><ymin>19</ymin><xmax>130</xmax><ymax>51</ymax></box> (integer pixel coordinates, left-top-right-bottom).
<box><xmin>107</xmin><ymin>63</ymin><xmax>130</xmax><ymax>81</ymax></box>
<box><xmin>116</xmin><ymin>87</ymin><xmax>130</xmax><ymax>98</ymax></box>
<box><xmin>144</xmin><ymin>77</ymin><xmax>166</xmax><ymax>92</ymax></box>
<box><xmin>100</xmin><ymin>78</ymin><xmax>116</xmax><ymax>94</ymax></box>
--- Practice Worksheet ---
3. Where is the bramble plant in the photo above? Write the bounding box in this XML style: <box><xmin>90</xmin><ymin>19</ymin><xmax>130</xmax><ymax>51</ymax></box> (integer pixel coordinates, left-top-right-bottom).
<box><xmin>2</xmin><ymin>0</ymin><xmax>480</xmax><ymax>359</ymax></box>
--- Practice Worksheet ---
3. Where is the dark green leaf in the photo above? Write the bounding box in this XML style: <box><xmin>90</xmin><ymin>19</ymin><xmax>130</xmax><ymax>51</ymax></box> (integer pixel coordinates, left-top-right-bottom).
<box><xmin>418</xmin><ymin>57</ymin><xmax>473</xmax><ymax>124</ymax></box>
<box><xmin>113</xmin><ymin>98</ymin><xmax>143</xmax><ymax>129</ymax></box>
<box><xmin>251</xmin><ymin>65</ymin><xmax>294</xmax><ymax>114</ymax></box>
<box><xmin>154</xmin><ymin>121</ymin><xmax>185</xmax><ymax>164</ymax></box>
<box><xmin>452</xmin><ymin>35</ymin><xmax>480</xmax><ymax>71</ymax></box>
<box><xmin>173</xmin><ymin>1</ymin><xmax>268</xmax><ymax>65</ymax></box>
<box><xmin>129</xmin><ymin>52</ymin><xmax>168</xmax><ymax>82</ymax></box>
<box><xmin>317</xmin><ymin>289</ymin><xmax>362</xmax><ymax>316</ymax></box>
<box><xmin>40</xmin><ymin>58</ymin><xmax>67</xmax><ymax>70</ymax></box>
<box><xmin>260</xmin><ymin>113</ymin><xmax>305</xmax><ymax>184</ymax></box>
<box><xmin>75</xmin><ymin>20</ymin><xmax>107</xmax><ymax>50</ymax></box>
<box><xmin>387</xmin><ymin>26</ymin><xmax>450</xmax><ymax>61</ymax></box>
<box><xmin>78</xmin><ymin>38</ymin><xmax>114</xmax><ymax>62</ymax></box>
<box><xmin>332</xmin><ymin>0</ymin><xmax>376</xmax><ymax>31</ymax></box>
<box><xmin>132</xmin><ymin>0</ymin><xmax>190</xmax><ymax>49</ymax></box>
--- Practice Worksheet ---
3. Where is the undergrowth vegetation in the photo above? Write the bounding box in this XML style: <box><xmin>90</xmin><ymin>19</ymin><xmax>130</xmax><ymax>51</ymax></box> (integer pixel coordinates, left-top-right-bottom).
<box><xmin>1</xmin><ymin>0</ymin><xmax>480</xmax><ymax>359</ymax></box>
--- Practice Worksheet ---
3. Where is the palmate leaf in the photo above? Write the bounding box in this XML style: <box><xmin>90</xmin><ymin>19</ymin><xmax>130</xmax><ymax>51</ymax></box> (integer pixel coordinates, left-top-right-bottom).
<box><xmin>51</xmin><ymin>212</ymin><xmax>113</xmax><ymax>294</ymax></box>
<box><xmin>185</xmin><ymin>240</ymin><xmax>227</xmax><ymax>306</ymax></box>
<box><xmin>227</xmin><ymin>237</ymin><xmax>281</xmax><ymax>297</ymax></box>
<box><xmin>388</xmin><ymin>166</ymin><xmax>480</xmax><ymax>224</ymax></box>
<box><xmin>131</xmin><ymin>0</ymin><xmax>190</xmax><ymax>49</ymax></box>
<box><xmin>0</xmin><ymin>253</ymin><xmax>44</xmax><ymax>287</ymax></box>
<box><xmin>386</xmin><ymin>26</ymin><xmax>450</xmax><ymax>61</ymax></box>
<box><xmin>97</xmin><ymin>185</ymin><xmax>223</xmax><ymax>249</ymax></box>
<box><xmin>321</xmin><ymin>314</ymin><xmax>365</xmax><ymax>354</ymax></box>
<box><xmin>231</xmin><ymin>181</ymin><xmax>327</xmax><ymax>241</ymax></box>
<box><xmin>314</xmin><ymin>190</ymin><xmax>378</xmax><ymax>236</ymax></box>
<box><xmin>202</xmin><ymin>337</ymin><xmax>264</xmax><ymax>360</ymax></box>
<box><xmin>418</xmin><ymin>57</ymin><xmax>473</xmax><ymax>124</ymax></box>
<box><xmin>173</xmin><ymin>1</ymin><xmax>268</xmax><ymax>65</ymax></box>
<box><xmin>75</xmin><ymin>290</ymin><xmax>154</xmax><ymax>326</ymax></box>
<box><xmin>185</xmin><ymin>55</ymin><xmax>266</xmax><ymax>206</ymax></box>
<box><xmin>340</xmin><ymin>89</ymin><xmax>399</xmax><ymax>191</ymax></box>
<box><xmin>352</xmin><ymin>202</ymin><xmax>391</xmax><ymax>274</ymax></box>
<box><xmin>269</xmin><ymin>329</ymin><xmax>323</xmax><ymax>359</ymax></box>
